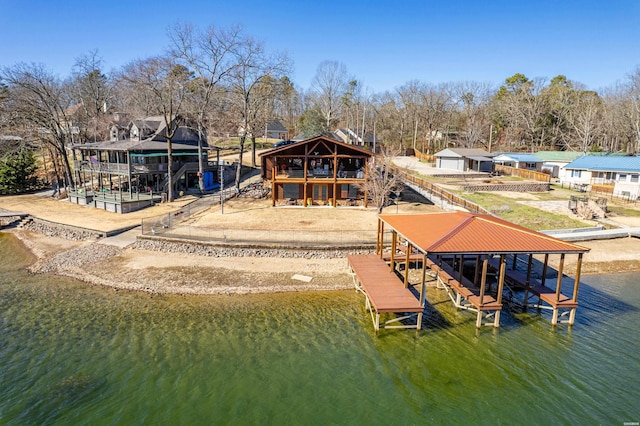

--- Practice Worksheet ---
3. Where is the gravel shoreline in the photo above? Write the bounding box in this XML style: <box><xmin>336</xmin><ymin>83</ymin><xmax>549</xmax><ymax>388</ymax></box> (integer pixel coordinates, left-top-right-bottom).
<box><xmin>8</xmin><ymin>218</ymin><xmax>640</xmax><ymax>296</ymax></box>
<box><xmin>13</xmin><ymin>224</ymin><xmax>359</xmax><ymax>295</ymax></box>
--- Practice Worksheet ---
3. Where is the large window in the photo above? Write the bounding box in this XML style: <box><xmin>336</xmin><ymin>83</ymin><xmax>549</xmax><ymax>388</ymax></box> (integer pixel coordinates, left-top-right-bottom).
<box><xmin>283</xmin><ymin>184</ymin><xmax>300</xmax><ymax>199</ymax></box>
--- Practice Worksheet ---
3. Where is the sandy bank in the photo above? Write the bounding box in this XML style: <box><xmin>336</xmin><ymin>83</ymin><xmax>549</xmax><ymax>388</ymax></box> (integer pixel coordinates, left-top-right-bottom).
<box><xmin>7</xmin><ymin>227</ymin><xmax>640</xmax><ymax>296</ymax></box>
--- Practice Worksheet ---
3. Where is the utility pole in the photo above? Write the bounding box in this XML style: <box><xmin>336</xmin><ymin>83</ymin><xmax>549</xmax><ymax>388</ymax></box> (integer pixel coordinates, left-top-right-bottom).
<box><xmin>219</xmin><ymin>160</ymin><xmax>225</xmax><ymax>214</ymax></box>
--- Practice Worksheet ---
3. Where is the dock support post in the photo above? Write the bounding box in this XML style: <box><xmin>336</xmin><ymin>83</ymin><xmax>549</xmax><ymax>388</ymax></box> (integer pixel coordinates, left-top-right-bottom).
<box><xmin>390</xmin><ymin>231</ymin><xmax>397</xmax><ymax>272</ymax></box>
<box><xmin>569</xmin><ymin>253</ymin><xmax>583</xmax><ymax>325</ymax></box>
<box><xmin>404</xmin><ymin>243</ymin><xmax>411</xmax><ymax>288</ymax></box>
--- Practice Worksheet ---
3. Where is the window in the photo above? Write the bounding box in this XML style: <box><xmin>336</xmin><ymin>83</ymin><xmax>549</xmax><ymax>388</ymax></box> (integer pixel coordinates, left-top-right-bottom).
<box><xmin>631</xmin><ymin>174</ymin><xmax>639</xmax><ymax>183</ymax></box>
<box><xmin>283</xmin><ymin>184</ymin><xmax>300</xmax><ymax>199</ymax></box>
<box><xmin>313</xmin><ymin>184</ymin><xmax>328</xmax><ymax>201</ymax></box>
<box><xmin>619</xmin><ymin>174</ymin><xmax>627</xmax><ymax>182</ymax></box>
<box><xmin>571</xmin><ymin>170</ymin><xmax>582</xmax><ymax>178</ymax></box>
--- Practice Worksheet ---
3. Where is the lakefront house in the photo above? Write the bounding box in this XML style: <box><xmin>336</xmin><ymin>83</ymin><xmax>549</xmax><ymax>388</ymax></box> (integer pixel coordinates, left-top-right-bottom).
<box><xmin>69</xmin><ymin>115</ymin><xmax>221</xmax><ymax>213</ymax></box>
<box><xmin>259</xmin><ymin>135</ymin><xmax>374</xmax><ymax>207</ymax></box>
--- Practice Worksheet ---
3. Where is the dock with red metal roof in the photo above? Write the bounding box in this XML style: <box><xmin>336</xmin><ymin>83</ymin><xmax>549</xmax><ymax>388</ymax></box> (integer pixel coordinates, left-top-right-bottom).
<box><xmin>372</xmin><ymin>211</ymin><xmax>590</xmax><ymax>329</ymax></box>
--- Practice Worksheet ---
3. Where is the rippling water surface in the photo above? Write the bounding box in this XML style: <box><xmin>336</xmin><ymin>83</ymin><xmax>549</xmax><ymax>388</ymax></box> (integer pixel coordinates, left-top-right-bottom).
<box><xmin>1</xmin><ymin>233</ymin><xmax>638</xmax><ymax>424</ymax></box>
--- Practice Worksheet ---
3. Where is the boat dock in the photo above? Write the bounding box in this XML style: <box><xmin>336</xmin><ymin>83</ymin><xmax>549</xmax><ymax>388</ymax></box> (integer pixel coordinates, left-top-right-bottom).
<box><xmin>349</xmin><ymin>212</ymin><xmax>590</xmax><ymax>332</ymax></box>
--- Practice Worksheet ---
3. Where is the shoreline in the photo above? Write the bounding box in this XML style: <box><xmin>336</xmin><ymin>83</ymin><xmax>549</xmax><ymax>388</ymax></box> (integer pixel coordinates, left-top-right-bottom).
<box><xmin>6</xmin><ymin>228</ymin><xmax>640</xmax><ymax>296</ymax></box>
<box><xmin>9</xmin><ymin>229</ymin><xmax>355</xmax><ymax>295</ymax></box>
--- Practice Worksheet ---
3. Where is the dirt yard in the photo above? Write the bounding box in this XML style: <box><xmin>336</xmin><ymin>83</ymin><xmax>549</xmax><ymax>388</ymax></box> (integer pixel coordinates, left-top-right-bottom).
<box><xmin>4</xmin><ymin>184</ymin><xmax>640</xmax><ymax>295</ymax></box>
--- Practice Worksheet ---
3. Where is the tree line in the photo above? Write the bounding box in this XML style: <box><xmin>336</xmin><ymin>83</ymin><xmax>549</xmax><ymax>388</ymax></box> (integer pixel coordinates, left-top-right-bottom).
<box><xmin>1</xmin><ymin>22</ymin><xmax>640</xmax><ymax>195</ymax></box>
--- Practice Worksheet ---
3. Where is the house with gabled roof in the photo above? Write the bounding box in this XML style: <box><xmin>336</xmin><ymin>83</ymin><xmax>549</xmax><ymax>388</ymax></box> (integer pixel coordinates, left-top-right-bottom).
<box><xmin>434</xmin><ymin>148</ymin><xmax>493</xmax><ymax>172</ymax></box>
<box><xmin>493</xmin><ymin>153</ymin><xmax>544</xmax><ymax>171</ymax></box>
<box><xmin>334</xmin><ymin>128</ymin><xmax>379</xmax><ymax>152</ymax></box>
<box><xmin>560</xmin><ymin>155</ymin><xmax>640</xmax><ymax>199</ymax></box>
<box><xmin>264</xmin><ymin>119</ymin><xmax>288</xmax><ymax>140</ymax></box>
<box><xmin>70</xmin><ymin>115</ymin><xmax>221</xmax><ymax>212</ymax></box>
<box><xmin>533</xmin><ymin>151</ymin><xmax>584</xmax><ymax>178</ymax></box>
<box><xmin>259</xmin><ymin>135</ymin><xmax>374</xmax><ymax>207</ymax></box>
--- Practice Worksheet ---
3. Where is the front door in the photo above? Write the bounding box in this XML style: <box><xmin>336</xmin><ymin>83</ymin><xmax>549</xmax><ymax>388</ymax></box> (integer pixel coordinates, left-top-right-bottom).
<box><xmin>313</xmin><ymin>184</ymin><xmax>328</xmax><ymax>204</ymax></box>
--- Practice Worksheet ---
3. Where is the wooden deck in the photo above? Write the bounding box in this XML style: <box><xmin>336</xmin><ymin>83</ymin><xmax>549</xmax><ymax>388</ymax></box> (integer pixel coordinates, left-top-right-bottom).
<box><xmin>347</xmin><ymin>254</ymin><xmax>424</xmax><ymax>331</ymax></box>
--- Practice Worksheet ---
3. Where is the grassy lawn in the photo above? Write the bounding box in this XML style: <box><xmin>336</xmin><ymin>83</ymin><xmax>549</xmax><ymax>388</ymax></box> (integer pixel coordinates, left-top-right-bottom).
<box><xmin>455</xmin><ymin>191</ymin><xmax>589</xmax><ymax>231</ymax></box>
<box><xmin>405</xmin><ymin>168</ymin><xmax>640</xmax><ymax>230</ymax></box>
<box><xmin>607</xmin><ymin>204</ymin><xmax>640</xmax><ymax>217</ymax></box>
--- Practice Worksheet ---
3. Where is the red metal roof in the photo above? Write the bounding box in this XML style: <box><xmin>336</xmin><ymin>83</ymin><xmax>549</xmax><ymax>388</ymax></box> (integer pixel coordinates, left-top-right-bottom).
<box><xmin>379</xmin><ymin>212</ymin><xmax>590</xmax><ymax>255</ymax></box>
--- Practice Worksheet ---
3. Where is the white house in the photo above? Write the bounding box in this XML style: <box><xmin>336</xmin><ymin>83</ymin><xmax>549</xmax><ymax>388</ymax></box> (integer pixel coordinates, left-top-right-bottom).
<box><xmin>533</xmin><ymin>151</ymin><xmax>583</xmax><ymax>178</ymax></box>
<box><xmin>561</xmin><ymin>155</ymin><xmax>640</xmax><ymax>199</ymax></box>
<box><xmin>492</xmin><ymin>153</ymin><xmax>544</xmax><ymax>171</ymax></box>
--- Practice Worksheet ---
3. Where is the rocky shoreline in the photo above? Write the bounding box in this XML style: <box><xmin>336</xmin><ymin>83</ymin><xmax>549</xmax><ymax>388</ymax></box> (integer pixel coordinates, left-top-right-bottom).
<box><xmin>13</xmin><ymin>221</ymin><xmax>359</xmax><ymax>295</ymax></box>
<box><xmin>8</xmin><ymin>216</ymin><xmax>640</xmax><ymax>296</ymax></box>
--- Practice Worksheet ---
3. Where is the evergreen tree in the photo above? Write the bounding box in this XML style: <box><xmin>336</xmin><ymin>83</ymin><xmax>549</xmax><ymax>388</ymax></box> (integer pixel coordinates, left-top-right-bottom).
<box><xmin>0</xmin><ymin>148</ymin><xmax>39</xmax><ymax>194</ymax></box>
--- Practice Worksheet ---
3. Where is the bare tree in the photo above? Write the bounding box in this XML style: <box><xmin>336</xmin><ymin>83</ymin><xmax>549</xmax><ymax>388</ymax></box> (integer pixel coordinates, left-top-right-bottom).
<box><xmin>228</xmin><ymin>35</ymin><xmax>289</xmax><ymax>190</ymax></box>
<box><xmin>120</xmin><ymin>56</ymin><xmax>193</xmax><ymax>201</ymax></box>
<box><xmin>311</xmin><ymin>60</ymin><xmax>349</xmax><ymax>132</ymax></box>
<box><xmin>418</xmin><ymin>83</ymin><xmax>452</xmax><ymax>154</ymax></box>
<box><xmin>71</xmin><ymin>51</ymin><xmax>113</xmax><ymax>143</ymax></box>
<box><xmin>565</xmin><ymin>88</ymin><xmax>604</xmax><ymax>153</ymax></box>
<box><xmin>454</xmin><ymin>81</ymin><xmax>493</xmax><ymax>149</ymax></box>
<box><xmin>358</xmin><ymin>146</ymin><xmax>404</xmax><ymax>214</ymax></box>
<box><xmin>170</xmin><ymin>23</ymin><xmax>243</xmax><ymax>192</ymax></box>
<box><xmin>1</xmin><ymin>62</ymin><xmax>76</xmax><ymax>189</ymax></box>
<box><xmin>623</xmin><ymin>66</ymin><xmax>640</xmax><ymax>154</ymax></box>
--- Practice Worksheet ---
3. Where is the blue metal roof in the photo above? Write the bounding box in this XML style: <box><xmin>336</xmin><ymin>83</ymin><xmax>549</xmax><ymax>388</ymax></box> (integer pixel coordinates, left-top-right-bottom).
<box><xmin>494</xmin><ymin>153</ymin><xmax>544</xmax><ymax>163</ymax></box>
<box><xmin>564</xmin><ymin>155</ymin><xmax>640</xmax><ymax>172</ymax></box>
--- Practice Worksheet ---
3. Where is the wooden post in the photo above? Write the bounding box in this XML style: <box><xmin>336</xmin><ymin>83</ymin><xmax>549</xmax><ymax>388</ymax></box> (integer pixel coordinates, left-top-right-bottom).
<box><xmin>404</xmin><ymin>242</ymin><xmax>411</xmax><ymax>288</ymax></box>
<box><xmin>569</xmin><ymin>253</ymin><xmax>583</xmax><ymax>325</ymax></box>
<box><xmin>376</xmin><ymin>219</ymin><xmax>381</xmax><ymax>256</ymax></box>
<box><xmin>496</xmin><ymin>255</ymin><xmax>505</xmax><ymax>305</ymax></box>
<box><xmin>458</xmin><ymin>254</ymin><xmax>465</xmax><ymax>284</ymax></box>
<box><xmin>478</xmin><ymin>258</ymin><xmax>488</xmax><ymax>306</ymax></box>
<box><xmin>555</xmin><ymin>254</ymin><xmax>565</xmax><ymax>302</ymax></box>
<box><xmin>420</xmin><ymin>253</ymin><xmax>427</xmax><ymax>306</ymax></box>
<box><xmin>271</xmin><ymin>166</ymin><xmax>276</xmax><ymax>206</ymax></box>
<box><xmin>541</xmin><ymin>254</ymin><xmax>549</xmax><ymax>286</ymax></box>
<box><xmin>378</xmin><ymin>220</ymin><xmax>385</xmax><ymax>258</ymax></box>
<box><xmin>390</xmin><ymin>231</ymin><xmax>397</xmax><ymax>272</ymax></box>
<box><xmin>523</xmin><ymin>253</ymin><xmax>533</xmax><ymax>307</ymax></box>
<box><xmin>474</xmin><ymin>255</ymin><xmax>481</xmax><ymax>286</ymax></box>
<box><xmin>571</xmin><ymin>253</ymin><xmax>582</xmax><ymax>302</ymax></box>
<box><xmin>552</xmin><ymin>254</ymin><xmax>565</xmax><ymax>325</ymax></box>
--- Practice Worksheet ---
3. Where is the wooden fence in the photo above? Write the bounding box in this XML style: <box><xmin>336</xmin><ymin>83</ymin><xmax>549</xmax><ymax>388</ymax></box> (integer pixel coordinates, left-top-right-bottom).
<box><xmin>494</xmin><ymin>165</ymin><xmax>551</xmax><ymax>182</ymax></box>
<box><xmin>413</xmin><ymin>149</ymin><xmax>436</xmax><ymax>163</ymax></box>
<box><xmin>398</xmin><ymin>170</ymin><xmax>492</xmax><ymax>215</ymax></box>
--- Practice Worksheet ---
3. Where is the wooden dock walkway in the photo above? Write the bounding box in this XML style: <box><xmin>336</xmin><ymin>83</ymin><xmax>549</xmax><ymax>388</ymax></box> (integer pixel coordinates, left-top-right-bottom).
<box><xmin>347</xmin><ymin>254</ymin><xmax>424</xmax><ymax>332</ymax></box>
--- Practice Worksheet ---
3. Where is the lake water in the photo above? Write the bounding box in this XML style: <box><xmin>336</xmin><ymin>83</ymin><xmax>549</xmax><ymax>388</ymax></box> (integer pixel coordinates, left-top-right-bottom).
<box><xmin>1</xmin><ymin>232</ymin><xmax>638</xmax><ymax>425</ymax></box>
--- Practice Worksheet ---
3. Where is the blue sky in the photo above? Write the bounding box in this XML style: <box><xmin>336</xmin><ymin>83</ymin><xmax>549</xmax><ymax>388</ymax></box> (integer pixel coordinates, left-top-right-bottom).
<box><xmin>1</xmin><ymin>0</ymin><xmax>639</xmax><ymax>93</ymax></box>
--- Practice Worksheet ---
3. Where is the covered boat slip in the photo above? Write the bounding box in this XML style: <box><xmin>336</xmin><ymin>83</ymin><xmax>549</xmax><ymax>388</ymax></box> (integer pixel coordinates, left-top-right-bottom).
<box><xmin>357</xmin><ymin>211</ymin><xmax>590</xmax><ymax>330</ymax></box>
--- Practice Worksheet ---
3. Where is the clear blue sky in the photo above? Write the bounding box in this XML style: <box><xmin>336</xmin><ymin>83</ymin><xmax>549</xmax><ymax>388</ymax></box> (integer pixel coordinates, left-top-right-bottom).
<box><xmin>1</xmin><ymin>0</ymin><xmax>639</xmax><ymax>93</ymax></box>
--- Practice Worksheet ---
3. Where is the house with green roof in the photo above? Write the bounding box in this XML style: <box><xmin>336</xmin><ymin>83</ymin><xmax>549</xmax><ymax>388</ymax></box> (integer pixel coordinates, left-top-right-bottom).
<box><xmin>534</xmin><ymin>151</ymin><xmax>583</xmax><ymax>177</ymax></box>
